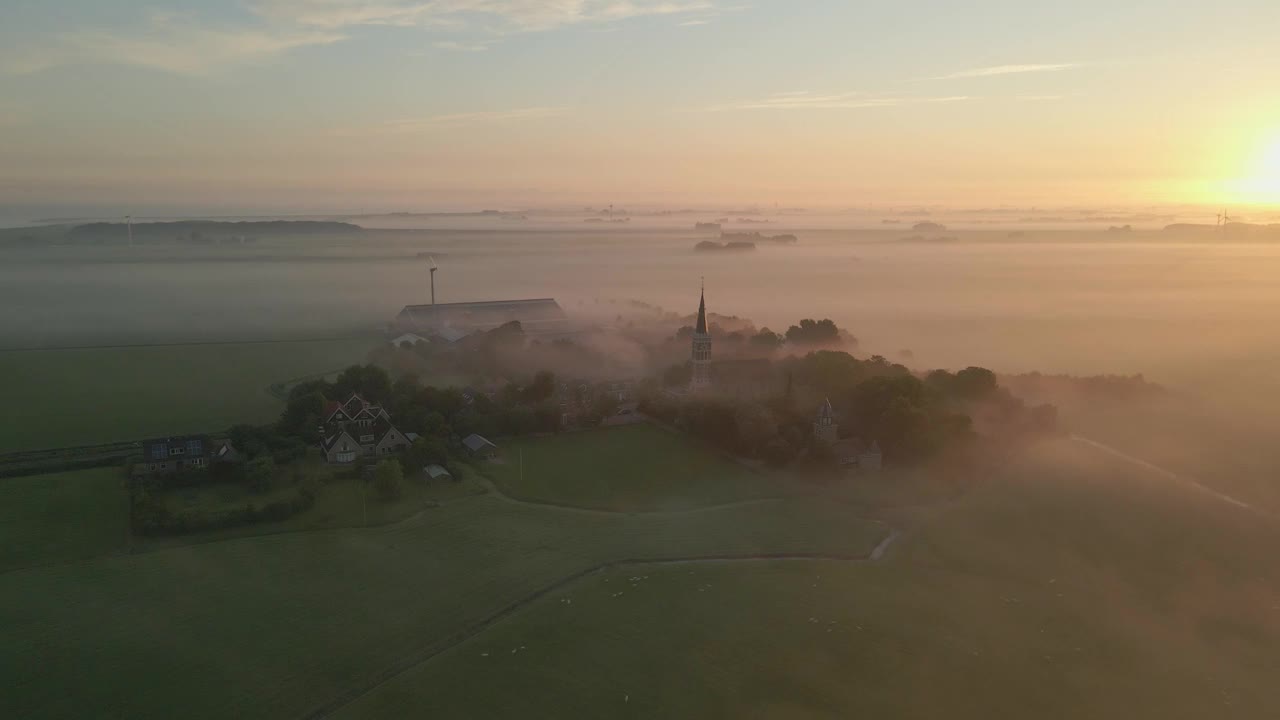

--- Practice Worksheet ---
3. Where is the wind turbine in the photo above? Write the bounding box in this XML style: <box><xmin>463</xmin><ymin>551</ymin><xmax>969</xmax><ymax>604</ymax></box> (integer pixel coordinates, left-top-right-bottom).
<box><xmin>429</xmin><ymin>256</ymin><xmax>438</xmax><ymax>326</ymax></box>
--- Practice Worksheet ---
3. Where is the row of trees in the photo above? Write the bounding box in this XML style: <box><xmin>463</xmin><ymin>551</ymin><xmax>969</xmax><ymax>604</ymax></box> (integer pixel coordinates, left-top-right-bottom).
<box><xmin>646</xmin><ymin>350</ymin><xmax>1057</xmax><ymax>471</ymax></box>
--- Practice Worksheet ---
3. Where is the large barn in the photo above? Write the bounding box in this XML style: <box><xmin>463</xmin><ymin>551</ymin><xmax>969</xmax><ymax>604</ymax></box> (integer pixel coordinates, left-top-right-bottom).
<box><xmin>395</xmin><ymin>298</ymin><xmax>569</xmax><ymax>336</ymax></box>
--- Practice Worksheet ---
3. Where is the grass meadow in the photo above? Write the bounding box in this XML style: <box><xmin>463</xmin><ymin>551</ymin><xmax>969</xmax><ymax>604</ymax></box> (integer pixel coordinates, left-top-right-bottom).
<box><xmin>486</xmin><ymin>424</ymin><xmax>782</xmax><ymax>511</ymax></box>
<box><xmin>336</xmin><ymin>438</ymin><xmax>1280</xmax><ymax>720</ymax></box>
<box><xmin>3</xmin><ymin>433</ymin><xmax>1278</xmax><ymax>719</ymax></box>
<box><xmin>0</xmin><ymin>467</ymin><xmax>129</xmax><ymax>572</ymax></box>
<box><xmin>0</xmin><ymin>493</ymin><xmax>884</xmax><ymax>719</ymax></box>
<box><xmin>0</xmin><ymin>337</ymin><xmax>373</xmax><ymax>452</ymax></box>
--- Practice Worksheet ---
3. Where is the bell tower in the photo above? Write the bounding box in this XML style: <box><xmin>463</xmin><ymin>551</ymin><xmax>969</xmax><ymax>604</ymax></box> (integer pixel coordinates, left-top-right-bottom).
<box><xmin>814</xmin><ymin>398</ymin><xmax>838</xmax><ymax>444</ymax></box>
<box><xmin>690</xmin><ymin>281</ymin><xmax>712</xmax><ymax>392</ymax></box>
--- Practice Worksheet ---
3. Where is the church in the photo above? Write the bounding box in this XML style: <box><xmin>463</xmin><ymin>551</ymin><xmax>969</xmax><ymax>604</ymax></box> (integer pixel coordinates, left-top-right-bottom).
<box><xmin>815</xmin><ymin>398</ymin><xmax>882</xmax><ymax>473</ymax></box>
<box><xmin>686</xmin><ymin>284</ymin><xmax>776</xmax><ymax>399</ymax></box>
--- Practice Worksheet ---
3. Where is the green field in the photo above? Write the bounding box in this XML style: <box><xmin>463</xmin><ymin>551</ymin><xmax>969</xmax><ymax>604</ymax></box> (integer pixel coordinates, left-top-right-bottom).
<box><xmin>0</xmin><ymin>468</ymin><xmax>129</xmax><ymax>572</ymax></box>
<box><xmin>0</xmin><ymin>494</ymin><xmax>884</xmax><ymax>719</ymax></box>
<box><xmin>486</xmin><ymin>424</ymin><xmax>783</xmax><ymax>511</ymax></box>
<box><xmin>0</xmin><ymin>337</ymin><xmax>373</xmax><ymax>452</ymax></box>
<box><xmin>4</xmin><ymin>435</ymin><xmax>1278</xmax><ymax>719</ymax></box>
<box><xmin>140</xmin><ymin>470</ymin><xmax>490</xmax><ymax>550</ymax></box>
<box><xmin>336</xmin><ymin>439</ymin><xmax>1280</xmax><ymax>720</ymax></box>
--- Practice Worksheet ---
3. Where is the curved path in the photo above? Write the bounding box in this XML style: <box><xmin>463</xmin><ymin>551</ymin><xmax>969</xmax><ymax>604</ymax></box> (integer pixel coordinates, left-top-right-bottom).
<box><xmin>303</xmin><ymin>545</ymin><xmax>898</xmax><ymax>720</ymax></box>
<box><xmin>300</xmin><ymin>473</ymin><xmax>900</xmax><ymax>719</ymax></box>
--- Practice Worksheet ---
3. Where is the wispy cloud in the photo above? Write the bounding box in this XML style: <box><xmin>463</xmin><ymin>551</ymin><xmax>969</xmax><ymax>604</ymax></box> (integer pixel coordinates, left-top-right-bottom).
<box><xmin>5</xmin><ymin>2</ymin><xmax>721</xmax><ymax>75</ymax></box>
<box><xmin>925</xmin><ymin>63</ymin><xmax>1078</xmax><ymax>81</ymax></box>
<box><xmin>434</xmin><ymin>40</ymin><xmax>489</xmax><ymax>51</ymax></box>
<box><xmin>701</xmin><ymin>91</ymin><xmax>971</xmax><ymax>112</ymax></box>
<box><xmin>0</xmin><ymin>13</ymin><xmax>343</xmax><ymax>76</ymax></box>
<box><xmin>371</xmin><ymin>106</ymin><xmax>570</xmax><ymax>131</ymax></box>
<box><xmin>250</xmin><ymin>0</ymin><xmax>718</xmax><ymax>33</ymax></box>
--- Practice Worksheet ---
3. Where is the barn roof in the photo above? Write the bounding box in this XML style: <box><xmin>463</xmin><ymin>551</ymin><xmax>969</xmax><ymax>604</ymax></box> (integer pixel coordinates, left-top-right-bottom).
<box><xmin>397</xmin><ymin>298</ymin><xmax>566</xmax><ymax>331</ymax></box>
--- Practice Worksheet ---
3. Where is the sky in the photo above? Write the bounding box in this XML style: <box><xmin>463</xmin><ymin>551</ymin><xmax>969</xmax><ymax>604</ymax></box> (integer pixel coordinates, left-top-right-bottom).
<box><xmin>1</xmin><ymin>0</ymin><xmax>1279</xmax><ymax>214</ymax></box>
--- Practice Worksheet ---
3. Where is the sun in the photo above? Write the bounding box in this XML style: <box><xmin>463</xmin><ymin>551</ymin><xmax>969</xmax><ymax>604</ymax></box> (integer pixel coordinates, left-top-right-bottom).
<box><xmin>1219</xmin><ymin>134</ymin><xmax>1280</xmax><ymax>204</ymax></box>
<box><xmin>1260</xmin><ymin>137</ymin><xmax>1280</xmax><ymax>182</ymax></box>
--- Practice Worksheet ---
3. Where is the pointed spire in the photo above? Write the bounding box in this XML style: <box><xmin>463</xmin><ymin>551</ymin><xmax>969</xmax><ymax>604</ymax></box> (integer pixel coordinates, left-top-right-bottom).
<box><xmin>819</xmin><ymin>398</ymin><xmax>834</xmax><ymax>420</ymax></box>
<box><xmin>695</xmin><ymin>280</ymin><xmax>708</xmax><ymax>335</ymax></box>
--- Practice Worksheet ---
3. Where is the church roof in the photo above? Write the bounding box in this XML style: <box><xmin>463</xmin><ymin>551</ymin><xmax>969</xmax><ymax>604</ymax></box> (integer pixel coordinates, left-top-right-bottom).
<box><xmin>695</xmin><ymin>287</ymin><xmax>708</xmax><ymax>335</ymax></box>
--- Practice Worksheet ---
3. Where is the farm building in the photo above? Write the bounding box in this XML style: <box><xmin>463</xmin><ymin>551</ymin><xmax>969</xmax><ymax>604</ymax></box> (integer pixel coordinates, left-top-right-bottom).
<box><xmin>424</xmin><ymin>464</ymin><xmax>453</xmax><ymax>481</ymax></box>
<box><xmin>395</xmin><ymin>298</ymin><xmax>568</xmax><ymax>336</ymax></box>
<box><xmin>320</xmin><ymin>394</ymin><xmax>412</xmax><ymax>464</ymax></box>
<box><xmin>462</xmin><ymin>433</ymin><xmax>500</xmax><ymax>460</ymax></box>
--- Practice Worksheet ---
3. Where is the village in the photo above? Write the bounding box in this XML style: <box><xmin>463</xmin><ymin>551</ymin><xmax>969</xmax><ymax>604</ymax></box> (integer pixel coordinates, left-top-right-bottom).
<box><xmin>123</xmin><ymin>275</ymin><xmax>1062</xmax><ymax>539</ymax></box>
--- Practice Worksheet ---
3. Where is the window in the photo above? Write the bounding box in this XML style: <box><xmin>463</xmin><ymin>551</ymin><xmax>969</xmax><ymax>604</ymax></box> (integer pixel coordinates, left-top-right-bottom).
<box><xmin>148</xmin><ymin>463</ymin><xmax>157</xmax><ymax>471</ymax></box>
<box><xmin>150</xmin><ymin>444</ymin><xmax>167</xmax><ymax>459</ymax></box>
<box><xmin>190</xmin><ymin>458</ymin><xmax>204</xmax><ymax>467</ymax></box>
<box><xmin>360</xmin><ymin>434</ymin><xmax>374</xmax><ymax>443</ymax></box>
<box><xmin>186</xmin><ymin>439</ymin><xmax>202</xmax><ymax>455</ymax></box>
<box><xmin>170</xmin><ymin>446</ymin><xmax>184</xmax><ymax>456</ymax></box>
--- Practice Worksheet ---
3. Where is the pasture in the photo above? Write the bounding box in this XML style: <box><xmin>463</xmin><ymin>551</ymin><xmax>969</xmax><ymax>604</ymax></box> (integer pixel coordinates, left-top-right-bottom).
<box><xmin>0</xmin><ymin>337</ymin><xmax>373</xmax><ymax>452</ymax></box>
<box><xmin>5</xmin><ymin>437</ymin><xmax>1278</xmax><ymax>719</ymax></box>
<box><xmin>336</xmin><ymin>438</ymin><xmax>1280</xmax><ymax>719</ymax></box>
<box><xmin>0</xmin><ymin>467</ymin><xmax>129</xmax><ymax>572</ymax></box>
<box><xmin>485</xmin><ymin>424</ymin><xmax>783</xmax><ymax>511</ymax></box>
<box><xmin>0</xmin><ymin>492</ymin><xmax>885</xmax><ymax>719</ymax></box>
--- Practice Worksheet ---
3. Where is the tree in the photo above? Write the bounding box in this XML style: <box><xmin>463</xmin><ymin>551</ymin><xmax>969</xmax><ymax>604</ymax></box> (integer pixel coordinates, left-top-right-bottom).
<box><xmin>246</xmin><ymin>456</ymin><xmax>276</xmax><ymax>493</ymax></box>
<box><xmin>278</xmin><ymin>387</ymin><xmax>326</xmax><ymax>440</ymax></box>
<box><xmin>523</xmin><ymin>370</ymin><xmax>556</xmax><ymax>404</ymax></box>
<box><xmin>785</xmin><ymin>319</ymin><xmax>840</xmax><ymax>346</ymax></box>
<box><xmin>734</xmin><ymin>405</ymin><xmax>777</xmax><ymax>456</ymax></box>
<box><xmin>373</xmin><ymin>459</ymin><xmax>404</xmax><ymax>501</ymax></box>
<box><xmin>750</xmin><ymin>328</ymin><xmax>784</xmax><ymax>349</ymax></box>
<box><xmin>953</xmin><ymin>367</ymin><xmax>998</xmax><ymax>400</ymax></box>
<box><xmin>332</xmin><ymin>364</ymin><xmax>392</xmax><ymax>403</ymax></box>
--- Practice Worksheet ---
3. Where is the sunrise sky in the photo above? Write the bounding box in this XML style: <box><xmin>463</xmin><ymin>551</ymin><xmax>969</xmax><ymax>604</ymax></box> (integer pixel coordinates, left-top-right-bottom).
<box><xmin>2</xmin><ymin>0</ymin><xmax>1278</xmax><ymax>212</ymax></box>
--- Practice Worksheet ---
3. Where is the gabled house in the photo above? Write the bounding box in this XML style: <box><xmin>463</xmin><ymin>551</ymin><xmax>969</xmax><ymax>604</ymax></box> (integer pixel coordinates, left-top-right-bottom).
<box><xmin>319</xmin><ymin>393</ymin><xmax>411</xmax><ymax>464</ymax></box>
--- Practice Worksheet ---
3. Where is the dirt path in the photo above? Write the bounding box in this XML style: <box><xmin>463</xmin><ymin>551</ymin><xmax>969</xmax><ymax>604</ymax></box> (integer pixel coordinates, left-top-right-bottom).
<box><xmin>1069</xmin><ymin>434</ymin><xmax>1257</xmax><ymax>512</ymax></box>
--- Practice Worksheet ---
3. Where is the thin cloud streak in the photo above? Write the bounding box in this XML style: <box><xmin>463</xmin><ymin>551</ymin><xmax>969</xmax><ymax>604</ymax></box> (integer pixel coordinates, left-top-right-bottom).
<box><xmin>926</xmin><ymin>63</ymin><xmax>1078</xmax><ymax>80</ymax></box>
<box><xmin>250</xmin><ymin>0</ymin><xmax>719</xmax><ymax>33</ymax></box>
<box><xmin>434</xmin><ymin>40</ymin><xmax>489</xmax><ymax>51</ymax></box>
<box><xmin>0</xmin><ymin>14</ymin><xmax>344</xmax><ymax>76</ymax></box>
<box><xmin>700</xmin><ymin>91</ymin><xmax>971</xmax><ymax>112</ymax></box>
<box><xmin>368</xmin><ymin>106</ymin><xmax>570</xmax><ymax>131</ymax></box>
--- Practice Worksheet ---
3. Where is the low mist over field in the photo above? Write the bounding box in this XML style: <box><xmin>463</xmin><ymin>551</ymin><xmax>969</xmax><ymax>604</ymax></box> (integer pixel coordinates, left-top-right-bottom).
<box><xmin>3</xmin><ymin>212</ymin><xmax>1280</xmax><ymax>387</ymax></box>
<box><xmin>4</xmin><ymin>1</ymin><xmax>1279</xmax><ymax>716</ymax></box>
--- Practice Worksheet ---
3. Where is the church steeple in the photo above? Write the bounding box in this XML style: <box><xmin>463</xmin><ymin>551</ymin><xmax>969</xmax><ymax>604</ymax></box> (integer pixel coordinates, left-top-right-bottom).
<box><xmin>690</xmin><ymin>279</ymin><xmax>712</xmax><ymax>392</ymax></box>
<box><xmin>695</xmin><ymin>280</ymin><xmax>708</xmax><ymax>335</ymax></box>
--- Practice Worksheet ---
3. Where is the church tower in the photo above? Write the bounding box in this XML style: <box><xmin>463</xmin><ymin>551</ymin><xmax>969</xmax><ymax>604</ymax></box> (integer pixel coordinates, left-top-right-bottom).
<box><xmin>814</xmin><ymin>398</ymin><xmax>838</xmax><ymax>444</ymax></box>
<box><xmin>690</xmin><ymin>283</ymin><xmax>712</xmax><ymax>392</ymax></box>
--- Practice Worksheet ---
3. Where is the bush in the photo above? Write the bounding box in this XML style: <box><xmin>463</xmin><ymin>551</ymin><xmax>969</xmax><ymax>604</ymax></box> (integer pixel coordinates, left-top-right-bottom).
<box><xmin>373</xmin><ymin>459</ymin><xmax>404</xmax><ymax>501</ymax></box>
<box><xmin>245</xmin><ymin>456</ymin><xmax>276</xmax><ymax>493</ymax></box>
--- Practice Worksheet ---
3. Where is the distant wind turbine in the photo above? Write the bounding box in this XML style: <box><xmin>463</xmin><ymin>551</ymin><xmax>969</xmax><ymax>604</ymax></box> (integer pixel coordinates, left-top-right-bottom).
<box><xmin>429</xmin><ymin>256</ymin><xmax>438</xmax><ymax>325</ymax></box>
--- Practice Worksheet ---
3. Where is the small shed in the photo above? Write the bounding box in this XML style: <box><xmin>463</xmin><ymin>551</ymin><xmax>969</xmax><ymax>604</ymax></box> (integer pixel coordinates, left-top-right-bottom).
<box><xmin>462</xmin><ymin>433</ymin><xmax>500</xmax><ymax>460</ymax></box>
<box><xmin>390</xmin><ymin>333</ymin><xmax>428</xmax><ymax>348</ymax></box>
<box><xmin>424</xmin><ymin>464</ymin><xmax>454</xmax><ymax>481</ymax></box>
